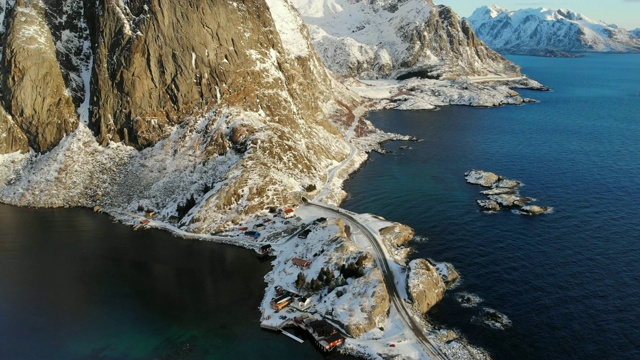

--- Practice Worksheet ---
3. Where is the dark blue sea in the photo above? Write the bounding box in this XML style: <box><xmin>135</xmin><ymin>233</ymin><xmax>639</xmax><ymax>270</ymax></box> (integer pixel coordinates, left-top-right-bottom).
<box><xmin>0</xmin><ymin>205</ymin><xmax>344</xmax><ymax>360</ymax></box>
<box><xmin>342</xmin><ymin>54</ymin><xmax>640</xmax><ymax>359</ymax></box>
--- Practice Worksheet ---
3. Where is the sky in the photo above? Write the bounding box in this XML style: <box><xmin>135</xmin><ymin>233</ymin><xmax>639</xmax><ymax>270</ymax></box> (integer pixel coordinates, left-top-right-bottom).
<box><xmin>436</xmin><ymin>1</ymin><xmax>640</xmax><ymax>30</ymax></box>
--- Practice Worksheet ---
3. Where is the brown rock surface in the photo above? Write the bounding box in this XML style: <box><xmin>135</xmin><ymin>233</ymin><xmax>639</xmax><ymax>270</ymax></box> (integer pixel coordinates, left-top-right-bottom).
<box><xmin>407</xmin><ymin>259</ymin><xmax>446</xmax><ymax>314</ymax></box>
<box><xmin>0</xmin><ymin>104</ymin><xmax>28</xmax><ymax>154</ymax></box>
<box><xmin>84</xmin><ymin>0</ymin><xmax>341</xmax><ymax>150</ymax></box>
<box><xmin>2</xmin><ymin>0</ymin><xmax>78</xmax><ymax>153</ymax></box>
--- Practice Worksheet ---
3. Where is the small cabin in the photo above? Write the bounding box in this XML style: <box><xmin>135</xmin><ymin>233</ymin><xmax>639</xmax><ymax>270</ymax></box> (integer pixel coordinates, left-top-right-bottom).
<box><xmin>259</xmin><ymin>244</ymin><xmax>272</xmax><ymax>254</ymax></box>
<box><xmin>283</xmin><ymin>208</ymin><xmax>295</xmax><ymax>218</ymax></box>
<box><xmin>324</xmin><ymin>333</ymin><xmax>345</xmax><ymax>349</ymax></box>
<box><xmin>270</xmin><ymin>295</ymin><xmax>293</xmax><ymax>311</ymax></box>
<box><xmin>292</xmin><ymin>257</ymin><xmax>311</xmax><ymax>269</ymax></box>
<box><xmin>145</xmin><ymin>211</ymin><xmax>156</xmax><ymax>218</ymax></box>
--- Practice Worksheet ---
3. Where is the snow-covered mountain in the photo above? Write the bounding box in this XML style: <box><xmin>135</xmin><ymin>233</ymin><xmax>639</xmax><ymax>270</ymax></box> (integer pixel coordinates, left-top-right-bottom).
<box><xmin>0</xmin><ymin>0</ymin><xmax>540</xmax><ymax>226</ymax></box>
<box><xmin>0</xmin><ymin>0</ymin><xmax>362</xmax><ymax>227</ymax></box>
<box><xmin>291</xmin><ymin>0</ymin><xmax>521</xmax><ymax>79</ymax></box>
<box><xmin>467</xmin><ymin>5</ymin><xmax>640</xmax><ymax>56</ymax></box>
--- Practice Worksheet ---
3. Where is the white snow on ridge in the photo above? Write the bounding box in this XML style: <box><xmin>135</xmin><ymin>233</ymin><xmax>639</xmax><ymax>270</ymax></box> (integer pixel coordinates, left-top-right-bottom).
<box><xmin>265</xmin><ymin>0</ymin><xmax>311</xmax><ymax>58</ymax></box>
<box><xmin>291</xmin><ymin>0</ymin><xmax>434</xmax><ymax>78</ymax></box>
<box><xmin>467</xmin><ymin>5</ymin><xmax>640</xmax><ymax>54</ymax></box>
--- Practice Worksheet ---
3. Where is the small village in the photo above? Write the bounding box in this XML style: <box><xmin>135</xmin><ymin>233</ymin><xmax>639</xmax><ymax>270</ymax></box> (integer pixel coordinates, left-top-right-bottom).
<box><xmin>229</xmin><ymin>207</ymin><xmax>347</xmax><ymax>352</ymax></box>
<box><xmin>134</xmin><ymin>204</ymin><xmax>348</xmax><ymax>352</ymax></box>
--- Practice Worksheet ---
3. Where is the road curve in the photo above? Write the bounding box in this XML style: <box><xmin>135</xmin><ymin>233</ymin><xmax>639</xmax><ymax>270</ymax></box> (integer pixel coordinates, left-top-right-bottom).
<box><xmin>307</xmin><ymin>201</ymin><xmax>448</xmax><ymax>359</ymax></box>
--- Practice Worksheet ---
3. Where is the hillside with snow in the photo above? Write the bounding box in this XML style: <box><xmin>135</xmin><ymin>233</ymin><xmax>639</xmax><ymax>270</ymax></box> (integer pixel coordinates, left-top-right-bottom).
<box><xmin>291</xmin><ymin>0</ymin><xmax>521</xmax><ymax>79</ymax></box>
<box><xmin>467</xmin><ymin>5</ymin><xmax>640</xmax><ymax>56</ymax></box>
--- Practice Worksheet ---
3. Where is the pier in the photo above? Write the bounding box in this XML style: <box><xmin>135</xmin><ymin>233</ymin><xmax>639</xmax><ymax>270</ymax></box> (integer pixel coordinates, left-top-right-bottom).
<box><xmin>281</xmin><ymin>330</ymin><xmax>304</xmax><ymax>343</ymax></box>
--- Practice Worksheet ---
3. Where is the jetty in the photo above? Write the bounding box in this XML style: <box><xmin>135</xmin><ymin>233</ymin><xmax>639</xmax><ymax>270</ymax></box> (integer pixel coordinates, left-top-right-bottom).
<box><xmin>281</xmin><ymin>330</ymin><xmax>304</xmax><ymax>343</ymax></box>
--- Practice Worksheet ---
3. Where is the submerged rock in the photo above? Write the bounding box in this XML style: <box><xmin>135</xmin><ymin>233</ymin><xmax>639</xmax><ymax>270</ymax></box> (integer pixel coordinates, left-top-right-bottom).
<box><xmin>473</xmin><ymin>307</ymin><xmax>512</xmax><ymax>330</ymax></box>
<box><xmin>454</xmin><ymin>292</ymin><xmax>483</xmax><ymax>308</ymax></box>
<box><xmin>464</xmin><ymin>169</ymin><xmax>499</xmax><ymax>187</ymax></box>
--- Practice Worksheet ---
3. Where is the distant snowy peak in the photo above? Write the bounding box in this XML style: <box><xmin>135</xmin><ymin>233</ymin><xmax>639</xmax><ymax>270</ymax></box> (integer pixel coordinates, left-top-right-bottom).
<box><xmin>290</xmin><ymin>0</ymin><xmax>520</xmax><ymax>79</ymax></box>
<box><xmin>467</xmin><ymin>5</ymin><xmax>640</xmax><ymax>55</ymax></box>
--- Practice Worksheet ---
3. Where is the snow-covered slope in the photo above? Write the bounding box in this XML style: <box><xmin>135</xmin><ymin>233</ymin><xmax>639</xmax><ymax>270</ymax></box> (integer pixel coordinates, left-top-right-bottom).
<box><xmin>467</xmin><ymin>5</ymin><xmax>640</xmax><ymax>55</ymax></box>
<box><xmin>291</xmin><ymin>0</ymin><xmax>521</xmax><ymax>79</ymax></box>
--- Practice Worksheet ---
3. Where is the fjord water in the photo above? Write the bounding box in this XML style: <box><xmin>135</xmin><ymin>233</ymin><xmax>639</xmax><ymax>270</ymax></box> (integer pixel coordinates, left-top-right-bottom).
<box><xmin>342</xmin><ymin>54</ymin><xmax>640</xmax><ymax>359</ymax></box>
<box><xmin>0</xmin><ymin>205</ymin><xmax>331</xmax><ymax>360</ymax></box>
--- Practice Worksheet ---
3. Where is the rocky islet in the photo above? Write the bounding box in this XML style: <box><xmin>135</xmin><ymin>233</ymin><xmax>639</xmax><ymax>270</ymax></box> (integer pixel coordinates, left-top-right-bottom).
<box><xmin>465</xmin><ymin>169</ymin><xmax>553</xmax><ymax>215</ymax></box>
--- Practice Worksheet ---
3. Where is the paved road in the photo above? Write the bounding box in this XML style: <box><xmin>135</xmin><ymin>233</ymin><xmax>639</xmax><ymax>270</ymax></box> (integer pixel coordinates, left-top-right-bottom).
<box><xmin>306</xmin><ymin>201</ymin><xmax>448</xmax><ymax>359</ymax></box>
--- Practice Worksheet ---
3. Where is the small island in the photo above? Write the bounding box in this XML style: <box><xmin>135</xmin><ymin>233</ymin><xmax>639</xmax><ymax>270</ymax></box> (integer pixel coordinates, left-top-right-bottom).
<box><xmin>465</xmin><ymin>170</ymin><xmax>553</xmax><ymax>215</ymax></box>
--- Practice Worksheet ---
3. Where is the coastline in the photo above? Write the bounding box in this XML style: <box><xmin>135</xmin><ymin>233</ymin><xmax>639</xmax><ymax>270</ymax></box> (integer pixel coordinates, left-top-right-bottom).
<box><xmin>0</xmin><ymin>76</ymin><xmax>545</xmax><ymax>359</ymax></box>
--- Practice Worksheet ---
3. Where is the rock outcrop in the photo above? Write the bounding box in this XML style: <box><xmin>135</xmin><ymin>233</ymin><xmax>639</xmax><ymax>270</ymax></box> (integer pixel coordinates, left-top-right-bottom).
<box><xmin>407</xmin><ymin>258</ymin><xmax>446</xmax><ymax>314</ymax></box>
<box><xmin>379</xmin><ymin>222</ymin><xmax>414</xmax><ymax>264</ymax></box>
<box><xmin>466</xmin><ymin>170</ymin><xmax>553</xmax><ymax>215</ymax></box>
<box><xmin>465</xmin><ymin>169</ymin><xmax>500</xmax><ymax>187</ymax></box>
<box><xmin>1</xmin><ymin>0</ymin><xmax>78</xmax><ymax>153</ymax></box>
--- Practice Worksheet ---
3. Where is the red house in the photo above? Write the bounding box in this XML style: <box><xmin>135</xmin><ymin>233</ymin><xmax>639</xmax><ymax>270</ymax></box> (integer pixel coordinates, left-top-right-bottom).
<box><xmin>284</xmin><ymin>208</ymin><xmax>295</xmax><ymax>218</ymax></box>
<box><xmin>292</xmin><ymin>257</ymin><xmax>311</xmax><ymax>269</ymax></box>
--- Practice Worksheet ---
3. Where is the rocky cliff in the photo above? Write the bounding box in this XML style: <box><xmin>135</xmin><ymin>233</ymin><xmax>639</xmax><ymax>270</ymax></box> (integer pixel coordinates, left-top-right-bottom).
<box><xmin>291</xmin><ymin>0</ymin><xmax>521</xmax><ymax>79</ymax></box>
<box><xmin>0</xmin><ymin>0</ymin><xmax>356</xmax><ymax>226</ymax></box>
<box><xmin>467</xmin><ymin>5</ymin><xmax>640</xmax><ymax>56</ymax></box>
<box><xmin>1</xmin><ymin>0</ymin><xmax>79</xmax><ymax>153</ymax></box>
<box><xmin>407</xmin><ymin>258</ymin><xmax>446</xmax><ymax>314</ymax></box>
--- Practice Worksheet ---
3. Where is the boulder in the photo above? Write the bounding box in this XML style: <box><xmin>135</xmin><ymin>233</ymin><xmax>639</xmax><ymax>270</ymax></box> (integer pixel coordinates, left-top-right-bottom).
<box><xmin>488</xmin><ymin>194</ymin><xmax>533</xmax><ymax>208</ymax></box>
<box><xmin>493</xmin><ymin>178</ymin><xmax>521</xmax><ymax>189</ymax></box>
<box><xmin>379</xmin><ymin>223</ymin><xmax>415</xmax><ymax>247</ymax></box>
<box><xmin>407</xmin><ymin>259</ymin><xmax>446</xmax><ymax>314</ymax></box>
<box><xmin>519</xmin><ymin>205</ymin><xmax>552</xmax><ymax>215</ymax></box>
<box><xmin>464</xmin><ymin>169</ymin><xmax>500</xmax><ymax>187</ymax></box>
<box><xmin>480</xmin><ymin>187</ymin><xmax>516</xmax><ymax>195</ymax></box>
<box><xmin>476</xmin><ymin>199</ymin><xmax>500</xmax><ymax>212</ymax></box>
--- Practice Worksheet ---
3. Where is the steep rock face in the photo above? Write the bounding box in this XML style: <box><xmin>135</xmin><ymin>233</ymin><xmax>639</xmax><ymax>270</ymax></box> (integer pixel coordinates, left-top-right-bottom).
<box><xmin>84</xmin><ymin>0</ymin><xmax>343</xmax><ymax>150</ymax></box>
<box><xmin>0</xmin><ymin>0</ymin><xmax>354</xmax><ymax>226</ymax></box>
<box><xmin>1</xmin><ymin>0</ymin><xmax>78</xmax><ymax>153</ymax></box>
<box><xmin>42</xmin><ymin>0</ymin><xmax>91</xmax><ymax>108</ymax></box>
<box><xmin>467</xmin><ymin>6</ymin><xmax>640</xmax><ymax>55</ymax></box>
<box><xmin>407</xmin><ymin>258</ymin><xmax>446</xmax><ymax>314</ymax></box>
<box><xmin>291</xmin><ymin>0</ymin><xmax>520</xmax><ymax>79</ymax></box>
<box><xmin>0</xmin><ymin>104</ymin><xmax>28</xmax><ymax>153</ymax></box>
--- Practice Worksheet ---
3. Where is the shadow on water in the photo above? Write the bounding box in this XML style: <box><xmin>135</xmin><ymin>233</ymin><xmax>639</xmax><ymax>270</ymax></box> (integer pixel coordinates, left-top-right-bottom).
<box><xmin>0</xmin><ymin>205</ymin><xmax>356</xmax><ymax>360</ymax></box>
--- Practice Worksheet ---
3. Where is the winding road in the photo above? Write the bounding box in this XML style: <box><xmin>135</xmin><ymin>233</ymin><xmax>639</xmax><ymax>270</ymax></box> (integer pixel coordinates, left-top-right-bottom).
<box><xmin>306</xmin><ymin>200</ymin><xmax>448</xmax><ymax>359</ymax></box>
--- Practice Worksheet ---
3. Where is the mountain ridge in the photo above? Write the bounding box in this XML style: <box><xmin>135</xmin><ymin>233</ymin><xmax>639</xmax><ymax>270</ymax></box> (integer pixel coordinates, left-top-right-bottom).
<box><xmin>291</xmin><ymin>0</ymin><xmax>521</xmax><ymax>79</ymax></box>
<box><xmin>467</xmin><ymin>5</ymin><xmax>640</xmax><ymax>56</ymax></box>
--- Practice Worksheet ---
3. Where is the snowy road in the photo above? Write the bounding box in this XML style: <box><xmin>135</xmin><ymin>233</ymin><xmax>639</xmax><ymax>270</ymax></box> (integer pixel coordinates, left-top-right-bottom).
<box><xmin>306</xmin><ymin>201</ymin><xmax>448</xmax><ymax>360</ymax></box>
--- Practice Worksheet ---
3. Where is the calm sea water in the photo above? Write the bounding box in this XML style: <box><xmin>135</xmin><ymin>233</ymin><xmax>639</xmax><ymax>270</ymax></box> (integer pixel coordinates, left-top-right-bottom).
<box><xmin>342</xmin><ymin>54</ymin><xmax>640</xmax><ymax>359</ymax></box>
<box><xmin>0</xmin><ymin>205</ymin><xmax>337</xmax><ymax>360</ymax></box>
